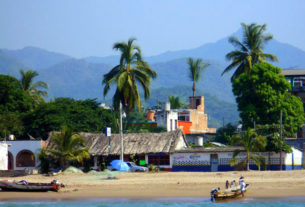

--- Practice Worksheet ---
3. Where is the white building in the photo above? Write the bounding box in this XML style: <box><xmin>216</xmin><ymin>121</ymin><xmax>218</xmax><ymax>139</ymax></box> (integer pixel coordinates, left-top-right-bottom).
<box><xmin>171</xmin><ymin>146</ymin><xmax>303</xmax><ymax>172</ymax></box>
<box><xmin>0</xmin><ymin>143</ymin><xmax>8</xmax><ymax>170</ymax></box>
<box><xmin>154</xmin><ymin>102</ymin><xmax>178</xmax><ymax>132</ymax></box>
<box><xmin>6</xmin><ymin>140</ymin><xmax>44</xmax><ymax>170</ymax></box>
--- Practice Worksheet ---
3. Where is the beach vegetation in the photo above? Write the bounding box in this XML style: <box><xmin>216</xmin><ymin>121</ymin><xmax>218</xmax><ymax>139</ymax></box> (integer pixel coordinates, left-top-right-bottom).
<box><xmin>37</xmin><ymin>148</ymin><xmax>50</xmax><ymax>174</ymax></box>
<box><xmin>23</xmin><ymin>98</ymin><xmax>117</xmax><ymax>139</ymax></box>
<box><xmin>230</xmin><ymin>128</ymin><xmax>267</xmax><ymax>171</ymax></box>
<box><xmin>187</xmin><ymin>58</ymin><xmax>210</xmax><ymax>97</ymax></box>
<box><xmin>222</xmin><ymin>23</ymin><xmax>278</xmax><ymax>81</ymax></box>
<box><xmin>232</xmin><ymin>63</ymin><xmax>304</xmax><ymax>136</ymax></box>
<box><xmin>214</xmin><ymin>123</ymin><xmax>237</xmax><ymax>145</ymax></box>
<box><xmin>102</xmin><ymin>38</ymin><xmax>157</xmax><ymax>113</ymax></box>
<box><xmin>168</xmin><ymin>95</ymin><xmax>188</xmax><ymax>109</ymax></box>
<box><xmin>46</xmin><ymin>125</ymin><xmax>90</xmax><ymax>169</ymax></box>
<box><xmin>19</xmin><ymin>69</ymin><xmax>48</xmax><ymax>105</ymax></box>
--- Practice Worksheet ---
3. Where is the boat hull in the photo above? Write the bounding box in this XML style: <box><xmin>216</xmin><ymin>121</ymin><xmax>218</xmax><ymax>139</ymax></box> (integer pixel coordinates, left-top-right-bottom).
<box><xmin>0</xmin><ymin>180</ymin><xmax>61</xmax><ymax>192</ymax></box>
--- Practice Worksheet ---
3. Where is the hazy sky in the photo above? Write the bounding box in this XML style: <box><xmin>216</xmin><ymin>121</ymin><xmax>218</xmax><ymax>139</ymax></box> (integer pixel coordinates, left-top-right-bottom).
<box><xmin>1</xmin><ymin>0</ymin><xmax>305</xmax><ymax>58</ymax></box>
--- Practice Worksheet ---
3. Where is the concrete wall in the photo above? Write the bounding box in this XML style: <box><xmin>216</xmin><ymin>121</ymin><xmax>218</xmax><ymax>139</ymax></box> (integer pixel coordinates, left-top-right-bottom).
<box><xmin>171</xmin><ymin>148</ymin><xmax>302</xmax><ymax>172</ymax></box>
<box><xmin>0</xmin><ymin>143</ymin><xmax>8</xmax><ymax>170</ymax></box>
<box><xmin>155</xmin><ymin>111</ymin><xmax>178</xmax><ymax>132</ymax></box>
<box><xmin>6</xmin><ymin>140</ymin><xmax>42</xmax><ymax>170</ymax></box>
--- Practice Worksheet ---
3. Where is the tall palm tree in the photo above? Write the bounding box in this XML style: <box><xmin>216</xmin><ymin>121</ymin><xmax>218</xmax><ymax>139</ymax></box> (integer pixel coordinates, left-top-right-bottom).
<box><xmin>47</xmin><ymin>126</ymin><xmax>90</xmax><ymax>169</ymax></box>
<box><xmin>103</xmin><ymin>38</ymin><xmax>157</xmax><ymax>113</ymax></box>
<box><xmin>222</xmin><ymin>23</ymin><xmax>278</xmax><ymax>81</ymax></box>
<box><xmin>187</xmin><ymin>58</ymin><xmax>210</xmax><ymax>97</ymax></box>
<box><xmin>230</xmin><ymin>128</ymin><xmax>267</xmax><ymax>171</ymax></box>
<box><xmin>19</xmin><ymin>69</ymin><xmax>48</xmax><ymax>103</ymax></box>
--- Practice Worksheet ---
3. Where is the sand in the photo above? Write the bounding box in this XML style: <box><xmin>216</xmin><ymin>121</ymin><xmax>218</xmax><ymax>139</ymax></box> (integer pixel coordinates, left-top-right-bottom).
<box><xmin>0</xmin><ymin>170</ymin><xmax>305</xmax><ymax>200</ymax></box>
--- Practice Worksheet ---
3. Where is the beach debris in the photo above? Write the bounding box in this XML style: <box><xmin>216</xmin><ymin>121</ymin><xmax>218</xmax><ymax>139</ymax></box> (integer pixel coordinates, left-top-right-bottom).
<box><xmin>63</xmin><ymin>166</ymin><xmax>84</xmax><ymax>175</ymax></box>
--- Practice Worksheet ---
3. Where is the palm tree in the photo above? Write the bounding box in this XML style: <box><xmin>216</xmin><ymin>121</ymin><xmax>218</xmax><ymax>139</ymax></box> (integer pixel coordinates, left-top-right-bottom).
<box><xmin>168</xmin><ymin>95</ymin><xmax>183</xmax><ymax>109</ymax></box>
<box><xmin>230</xmin><ymin>128</ymin><xmax>267</xmax><ymax>171</ymax></box>
<box><xmin>222</xmin><ymin>23</ymin><xmax>278</xmax><ymax>81</ymax></box>
<box><xmin>103</xmin><ymin>38</ymin><xmax>157</xmax><ymax>113</ymax></box>
<box><xmin>46</xmin><ymin>126</ymin><xmax>90</xmax><ymax>169</ymax></box>
<box><xmin>19</xmin><ymin>69</ymin><xmax>48</xmax><ymax>103</ymax></box>
<box><xmin>187</xmin><ymin>58</ymin><xmax>210</xmax><ymax>97</ymax></box>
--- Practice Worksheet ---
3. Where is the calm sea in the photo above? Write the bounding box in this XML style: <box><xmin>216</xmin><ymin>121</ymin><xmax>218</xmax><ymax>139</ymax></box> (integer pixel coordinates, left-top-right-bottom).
<box><xmin>1</xmin><ymin>197</ymin><xmax>305</xmax><ymax>207</ymax></box>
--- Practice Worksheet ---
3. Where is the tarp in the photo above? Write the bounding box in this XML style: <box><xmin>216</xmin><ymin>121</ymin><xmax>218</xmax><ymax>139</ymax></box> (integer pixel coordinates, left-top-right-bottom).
<box><xmin>110</xmin><ymin>160</ymin><xmax>130</xmax><ymax>172</ymax></box>
<box><xmin>63</xmin><ymin>166</ymin><xmax>84</xmax><ymax>174</ymax></box>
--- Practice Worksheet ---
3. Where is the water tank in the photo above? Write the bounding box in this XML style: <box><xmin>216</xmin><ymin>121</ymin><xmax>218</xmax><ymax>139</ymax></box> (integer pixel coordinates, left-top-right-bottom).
<box><xmin>9</xmin><ymin>134</ymin><xmax>15</xmax><ymax>140</ymax></box>
<box><xmin>196</xmin><ymin>136</ymin><xmax>203</xmax><ymax>146</ymax></box>
<box><xmin>164</xmin><ymin>102</ymin><xmax>171</xmax><ymax>111</ymax></box>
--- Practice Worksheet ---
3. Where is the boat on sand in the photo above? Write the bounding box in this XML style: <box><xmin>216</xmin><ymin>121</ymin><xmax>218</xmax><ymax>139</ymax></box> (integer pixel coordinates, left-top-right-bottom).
<box><xmin>210</xmin><ymin>184</ymin><xmax>249</xmax><ymax>201</ymax></box>
<box><xmin>0</xmin><ymin>179</ymin><xmax>64</xmax><ymax>192</ymax></box>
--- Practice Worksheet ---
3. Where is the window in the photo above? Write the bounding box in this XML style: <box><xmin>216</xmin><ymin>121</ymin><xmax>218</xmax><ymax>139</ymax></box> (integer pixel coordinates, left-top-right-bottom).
<box><xmin>170</xmin><ymin>119</ymin><xmax>173</xmax><ymax>131</ymax></box>
<box><xmin>16</xmin><ymin>150</ymin><xmax>35</xmax><ymax>167</ymax></box>
<box><xmin>148</xmin><ymin>154</ymin><xmax>170</xmax><ymax>165</ymax></box>
<box><xmin>175</xmin><ymin>120</ymin><xmax>177</xmax><ymax>130</ymax></box>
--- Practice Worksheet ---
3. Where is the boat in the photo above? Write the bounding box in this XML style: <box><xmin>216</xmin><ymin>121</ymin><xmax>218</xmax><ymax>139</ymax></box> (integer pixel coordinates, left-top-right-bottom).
<box><xmin>210</xmin><ymin>184</ymin><xmax>249</xmax><ymax>201</ymax></box>
<box><xmin>0</xmin><ymin>179</ymin><xmax>64</xmax><ymax>192</ymax></box>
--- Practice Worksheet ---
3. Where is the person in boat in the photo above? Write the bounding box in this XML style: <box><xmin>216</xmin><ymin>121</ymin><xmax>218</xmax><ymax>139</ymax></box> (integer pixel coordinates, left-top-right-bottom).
<box><xmin>239</xmin><ymin>176</ymin><xmax>246</xmax><ymax>197</ymax></box>
<box><xmin>230</xmin><ymin>180</ymin><xmax>236</xmax><ymax>188</ymax></box>
<box><xmin>225</xmin><ymin>180</ymin><xmax>230</xmax><ymax>189</ymax></box>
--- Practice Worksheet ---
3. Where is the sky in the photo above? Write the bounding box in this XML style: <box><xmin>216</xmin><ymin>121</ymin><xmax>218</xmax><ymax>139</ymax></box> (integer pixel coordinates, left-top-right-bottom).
<box><xmin>1</xmin><ymin>0</ymin><xmax>305</xmax><ymax>58</ymax></box>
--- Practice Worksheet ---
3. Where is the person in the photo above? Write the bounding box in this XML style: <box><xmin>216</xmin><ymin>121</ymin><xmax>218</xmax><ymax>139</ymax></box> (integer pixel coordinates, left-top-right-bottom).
<box><xmin>239</xmin><ymin>176</ymin><xmax>246</xmax><ymax>197</ymax></box>
<box><xmin>210</xmin><ymin>187</ymin><xmax>220</xmax><ymax>202</ymax></box>
<box><xmin>225</xmin><ymin>180</ymin><xmax>230</xmax><ymax>189</ymax></box>
<box><xmin>230</xmin><ymin>180</ymin><xmax>236</xmax><ymax>188</ymax></box>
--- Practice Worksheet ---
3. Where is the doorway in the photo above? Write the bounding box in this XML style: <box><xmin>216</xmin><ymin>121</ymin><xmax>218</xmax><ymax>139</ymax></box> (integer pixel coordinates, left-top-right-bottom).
<box><xmin>210</xmin><ymin>154</ymin><xmax>218</xmax><ymax>172</ymax></box>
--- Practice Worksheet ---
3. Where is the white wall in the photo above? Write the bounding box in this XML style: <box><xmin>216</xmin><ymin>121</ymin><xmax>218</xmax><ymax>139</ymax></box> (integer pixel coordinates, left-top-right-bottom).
<box><xmin>6</xmin><ymin>140</ymin><xmax>42</xmax><ymax>170</ymax></box>
<box><xmin>0</xmin><ymin>143</ymin><xmax>8</xmax><ymax>170</ymax></box>
<box><xmin>155</xmin><ymin>111</ymin><xmax>178</xmax><ymax>132</ymax></box>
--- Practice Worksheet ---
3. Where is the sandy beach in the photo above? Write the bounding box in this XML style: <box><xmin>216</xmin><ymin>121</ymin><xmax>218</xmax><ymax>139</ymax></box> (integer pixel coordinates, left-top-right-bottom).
<box><xmin>0</xmin><ymin>170</ymin><xmax>305</xmax><ymax>200</ymax></box>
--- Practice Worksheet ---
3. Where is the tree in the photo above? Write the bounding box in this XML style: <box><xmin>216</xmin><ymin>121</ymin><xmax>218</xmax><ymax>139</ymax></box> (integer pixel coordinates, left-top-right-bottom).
<box><xmin>222</xmin><ymin>23</ymin><xmax>278</xmax><ymax>81</ymax></box>
<box><xmin>0</xmin><ymin>112</ymin><xmax>24</xmax><ymax>139</ymax></box>
<box><xmin>0</xmin><ymin>75</ymin><xmax>33</xmax><ymax>113</ymax></box>
<box><xmin>233</xmin><ymin>63</ymin><xmax>304</xmax><ymax>136</ymax></box>
<box><xmin>214</xmin><ymin>123</ymin><xmax>237</xmax><ymax>145</ymax></box>
<box><xmin>23</xmin><ymin>98</ymin><xmax>117</xmax><ymax>139</ymax></box>
<box><xmin>187</xmin><ymin>58</ymin><xmax>210</xmax><ymax>96</ymax></box>
<box><xmin>168</xmin><ymin>95</ymin><xmax>182</xmax><ymax>109</ymax></box>
<box><xmin>46</xmin><ymin>126</ymin><xmax>90</xmax><ymax>169</ymax></box>
<box><xmin>103</xmin><ymin>38</ymin><xmax>157</xmax><ymax>113</ymax></box>
<box><xmin>230</xmin><ymin>128</ymin><xmax>267</xmax><ymax>171</ymax></box>
<box><xmin>19</xmin><ymin>69</ymin><xmax>48</xmax><ymax>104</ymax></box>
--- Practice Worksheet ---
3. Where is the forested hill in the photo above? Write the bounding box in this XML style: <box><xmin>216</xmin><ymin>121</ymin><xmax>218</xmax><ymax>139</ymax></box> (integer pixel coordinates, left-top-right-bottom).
<box><xmin>1</xmin><ymin>31</ymin><xmax>305</xmax><ymax>127</ymax></box>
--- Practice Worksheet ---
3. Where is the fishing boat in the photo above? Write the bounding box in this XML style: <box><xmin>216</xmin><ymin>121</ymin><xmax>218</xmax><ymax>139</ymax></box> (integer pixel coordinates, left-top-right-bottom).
<box><xmin>210</xmin><ymin>184</ymin><xmax>249</xmax><ymax>201</ymax></box>
<box><xmin>0</xmin><ymin>179</ymin><xmax>64</xmax><ymax>192</ymax></box>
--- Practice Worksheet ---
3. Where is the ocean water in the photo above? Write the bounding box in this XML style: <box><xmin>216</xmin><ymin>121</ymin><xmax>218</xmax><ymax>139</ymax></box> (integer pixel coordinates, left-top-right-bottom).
<box><xmin>0</xmin><ymin>197</ymin><xmax>305</xmax><ymax>207</ymax></box>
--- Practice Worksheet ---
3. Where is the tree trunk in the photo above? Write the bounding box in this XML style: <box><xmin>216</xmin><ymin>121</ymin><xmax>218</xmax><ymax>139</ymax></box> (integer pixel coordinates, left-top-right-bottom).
<box><xmin>246</xmin><ymin>153</ymin><xmax>250</xmax><ymax>171</ymax></box>
<box><xmin>192</xmin><ymin>82</ymin><xmax>196</xmax><ymax>97</ymax></box>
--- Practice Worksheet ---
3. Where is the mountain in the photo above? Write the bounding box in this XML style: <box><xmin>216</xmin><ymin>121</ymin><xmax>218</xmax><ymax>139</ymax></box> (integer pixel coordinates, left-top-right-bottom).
<box><xmin>2</xmin><ymin>46</ymin><xmax>71</xmax><ymax>70</ymax></box>
<box><xmin>150</xmin><ymin>58</ymin><xmax>234</xmax><ymax>102</ymax></box>
<box><xmin>0</xmin><ymin>50</ymin><xmax>25</xmax><ymax>77</ymax></box>
<box><xmin>38</xmin><ymin>59</ymin><xmax>112</xmax><ymax>99</ymax></box>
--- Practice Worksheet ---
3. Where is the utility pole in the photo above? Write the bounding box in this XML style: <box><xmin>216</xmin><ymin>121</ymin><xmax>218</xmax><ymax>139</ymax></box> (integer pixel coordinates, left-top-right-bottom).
<box><xmin>279</xmin><ymin>110</ymin><xmax>283</xmax><ymax>171</ymax></box>
<box><xmin>120</xmin><ymin>102</ymin><xmax>124</xmax><ymax>161</ymax></box>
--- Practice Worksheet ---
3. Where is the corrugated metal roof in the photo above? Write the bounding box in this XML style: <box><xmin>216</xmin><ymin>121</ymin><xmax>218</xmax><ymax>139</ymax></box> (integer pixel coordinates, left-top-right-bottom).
<box><xmin>282</xmin><ymin>69</ymin><xmax>305</xmax><ymax>76</ymax></box>
<box><xmin>175</xmin><ymin>146</ymin><xmax>244</xmax><ymax>153</ymax></box>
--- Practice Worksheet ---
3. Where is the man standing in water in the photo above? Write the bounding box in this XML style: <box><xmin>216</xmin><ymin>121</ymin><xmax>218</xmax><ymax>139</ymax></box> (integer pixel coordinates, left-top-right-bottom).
<box><xmin>239</xmin><ymin>176</ymin><xmax>246</xmax><ymax>197</ymax></box>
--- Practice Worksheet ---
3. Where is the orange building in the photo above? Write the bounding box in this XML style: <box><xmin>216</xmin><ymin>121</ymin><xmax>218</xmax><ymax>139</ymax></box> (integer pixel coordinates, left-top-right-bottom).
<box><xmin>178</xmin><ymin>96</ymin><xmax>216</xmax><ymax>135</ymax></box>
